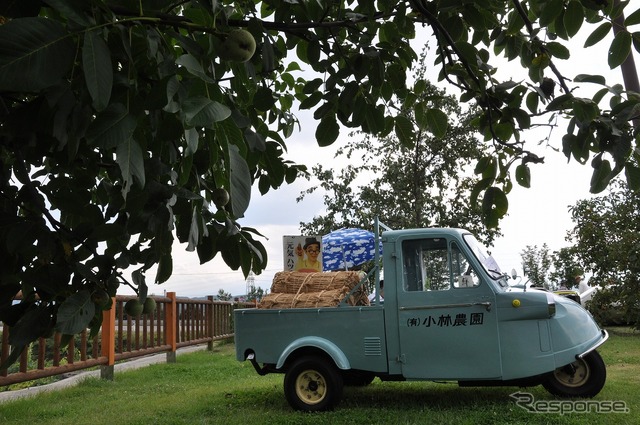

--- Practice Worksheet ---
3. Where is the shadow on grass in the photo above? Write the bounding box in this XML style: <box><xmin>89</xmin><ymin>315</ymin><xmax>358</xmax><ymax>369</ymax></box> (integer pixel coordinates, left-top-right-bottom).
<box><xmin>343</xmin><ymin>381</ymin><xmax>531</xmax><ymax>409</ymax></box>
<box><xmin>222</xmin><ymin>378</ymin><xmax>541</xmax><ymax>413</ymax></box>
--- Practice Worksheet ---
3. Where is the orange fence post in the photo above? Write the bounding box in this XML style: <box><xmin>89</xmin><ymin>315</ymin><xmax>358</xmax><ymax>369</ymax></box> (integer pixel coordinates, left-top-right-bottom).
<box><xmin>165</xmin><ymin>292</ymin><xmax>177</xmax><ymax>363</ymax></box>
<box><xmin>207</xmin><ymin>296</ymin><xmax>214</xmax><ymax>351</ymax></box>
<box><xmin>100</xmin><ymin>297</ymin><xmax>116</xmax><ymax>380</ymax></box>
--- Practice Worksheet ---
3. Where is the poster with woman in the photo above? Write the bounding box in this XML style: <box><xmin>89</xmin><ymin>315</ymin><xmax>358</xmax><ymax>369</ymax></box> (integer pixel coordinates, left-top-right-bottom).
<box><xmin>283</xmin><ymin>235</ymin><xmax>322</xmax><ymax>272</ymax></box>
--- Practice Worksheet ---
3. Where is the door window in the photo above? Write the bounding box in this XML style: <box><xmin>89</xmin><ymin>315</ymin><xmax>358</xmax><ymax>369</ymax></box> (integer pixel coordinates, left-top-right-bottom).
<box><xmin>451</xmin><ymin>241</ymin><xmax>480</xmax><ymax>288</ymax></box>
<box><xmin>402</xmin><ymin>238</ymin><xmax>479</xmax><ymax>291</ymax></box>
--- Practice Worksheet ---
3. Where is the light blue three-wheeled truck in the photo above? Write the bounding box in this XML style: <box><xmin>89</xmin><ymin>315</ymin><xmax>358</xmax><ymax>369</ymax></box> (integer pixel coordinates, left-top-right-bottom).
<box><xmin>234</xmin><ymin>224</ymin><xmax>608</xmax><ymax>411</ymax></box>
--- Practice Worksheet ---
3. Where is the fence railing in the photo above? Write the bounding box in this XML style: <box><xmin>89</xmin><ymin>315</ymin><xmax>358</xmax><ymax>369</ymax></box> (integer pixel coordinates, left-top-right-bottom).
<box><xmin>0</xmin><ymin>293</ymin><xmax>254</xmax><ymax>387</ymax></box>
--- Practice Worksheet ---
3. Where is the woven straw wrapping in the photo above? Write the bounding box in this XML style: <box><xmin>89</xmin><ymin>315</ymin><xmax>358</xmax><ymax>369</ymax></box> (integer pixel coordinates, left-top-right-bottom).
<box><xmin>258</xmin><ymin>271</ymin><xmax>370</xmax><ymax>309</ymax></box>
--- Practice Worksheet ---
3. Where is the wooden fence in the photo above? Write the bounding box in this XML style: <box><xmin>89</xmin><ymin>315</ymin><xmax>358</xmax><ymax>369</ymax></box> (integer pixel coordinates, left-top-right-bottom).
<box><xmin>0</xmin><ymin>293</ymin><xmax>254</xmax><ymax>387</ymax></box>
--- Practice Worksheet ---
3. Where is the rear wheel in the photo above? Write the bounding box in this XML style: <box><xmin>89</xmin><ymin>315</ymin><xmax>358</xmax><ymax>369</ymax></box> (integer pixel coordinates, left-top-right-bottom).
<box><xmin>284</xmin><ymin>356</ymin><xmax>344</xmax><ymax>411</ymax></box>
<box><xmin>543</xmin><ymin>350</ymin><xmax>606</xmax><ymax>398</ymax></box>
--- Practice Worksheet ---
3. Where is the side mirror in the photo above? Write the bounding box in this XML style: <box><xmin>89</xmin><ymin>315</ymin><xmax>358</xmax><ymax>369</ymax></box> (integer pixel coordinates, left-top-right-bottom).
<box><xmin>511</xmin><ymin>268</ymin><xmax>518</xmax><ymax>279</ymax></box>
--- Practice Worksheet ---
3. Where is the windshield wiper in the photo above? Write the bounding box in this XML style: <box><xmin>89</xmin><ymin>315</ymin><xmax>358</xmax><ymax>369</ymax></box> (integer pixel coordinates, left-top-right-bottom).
<box><xmin>487</xmin><ymin>268</ymin><xmax>504</xmax><ymax>278</ymax></box>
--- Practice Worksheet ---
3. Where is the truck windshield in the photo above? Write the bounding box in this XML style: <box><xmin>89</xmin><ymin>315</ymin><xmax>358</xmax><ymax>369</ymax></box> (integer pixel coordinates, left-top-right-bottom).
<box><xmin>462</xmin><ymin>234</ymin><xmax>507</xmax><ymax>285</ymax></box>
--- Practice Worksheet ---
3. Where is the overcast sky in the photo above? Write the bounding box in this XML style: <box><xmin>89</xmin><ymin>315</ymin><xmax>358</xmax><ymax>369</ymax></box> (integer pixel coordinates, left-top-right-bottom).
<box><xmin>127</xmin><ymin>26</ymin><xmax>635</xmax><ymax>299</ymax></box>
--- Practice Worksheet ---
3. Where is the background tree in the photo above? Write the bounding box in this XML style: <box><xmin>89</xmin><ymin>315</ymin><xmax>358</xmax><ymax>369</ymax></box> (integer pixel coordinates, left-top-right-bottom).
<box><xmin>520</xmin><ymin>244</ymin><xmax>552</xmax><ymax>289</ymax></box>
<box><xmin>567</xmin><ymin>180</ymin><xmax>640</xmax><ymax>326</ymax></box>
<box><xmin>216</xmin><ymin>289</ymin><xmax>232</xmax><ymax>302</ymax></box>
<box><xmin>549</xmin><ymin>246</ymin><xmax>584</xmax><ymax>289</ymax></box>
<box><xmin>1</xmin><ymin>0</ymin><xmax>639</xmax><ymax>364</ymax></box>
<box><xmin>246</xmin><ymin>286</ymin><xmax>265</xmax><ymax>303</ymax></box>
<box><xmin>299</xmin><ymin>50</ymin><xmax>501</xmax><ymax>244</ymax></box>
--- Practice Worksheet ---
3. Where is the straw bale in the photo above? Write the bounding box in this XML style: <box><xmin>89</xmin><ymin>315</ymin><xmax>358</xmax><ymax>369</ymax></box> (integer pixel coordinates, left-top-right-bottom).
<box><xmin>258</xmin><ymin>289</ymin><xmax>345</xmax><ymax>309</ymax></box>
<box><xmin>259</xmin><ymin>271</ymin><xmax>370</xmax><ymax>309</ymax></box>
<box><xmin>271</xmin><ymin>271</ymin><xmax>362</xmax><ymax>293</ymax></box>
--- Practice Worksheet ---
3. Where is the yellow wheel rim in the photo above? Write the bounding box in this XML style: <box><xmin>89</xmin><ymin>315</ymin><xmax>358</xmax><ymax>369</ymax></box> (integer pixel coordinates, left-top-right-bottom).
<box><xmin>295</xmin><ymin>369</ymin><xmax>327</xmax><ymax>405</ymax></box>
<box><xmin>554</xmin><ymin>358</ymin><xmax>590</xmax><ymax>388</ymax></box>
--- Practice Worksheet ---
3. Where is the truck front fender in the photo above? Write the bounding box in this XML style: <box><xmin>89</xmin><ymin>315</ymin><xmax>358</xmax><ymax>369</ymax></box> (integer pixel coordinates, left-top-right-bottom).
<box><xmin>276</xmin><ymin>336</ymin><xmax>351</xmax><ymax>371</ymax></box>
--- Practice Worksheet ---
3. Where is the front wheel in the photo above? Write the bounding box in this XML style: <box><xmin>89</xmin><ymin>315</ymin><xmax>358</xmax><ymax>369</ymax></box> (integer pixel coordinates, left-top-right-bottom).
<box><xmin>543</xmin><ymin>350</ymin><xmax>606</xmax><ymax>398</ymax></box>
<box><xmin>284</xmin><ymin>356</ymin><xmax>344</xmax><ymax>412</ymax></box>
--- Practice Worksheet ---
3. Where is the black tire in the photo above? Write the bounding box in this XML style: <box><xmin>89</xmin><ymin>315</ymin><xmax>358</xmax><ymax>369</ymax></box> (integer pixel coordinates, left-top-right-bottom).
<box><xmin>342</xmin><ymin>370</ymin><xmax>376</xmax><ymax>387</ymax></box>
<box><xmin>542</xmin><ymin>350</ymin><xmax>606</xmax><ymax>398</ymax></box>
<box><xmin>283</xmin><ymin>356</ymin><xmax>344</xmax><ymax>412</ymax></box>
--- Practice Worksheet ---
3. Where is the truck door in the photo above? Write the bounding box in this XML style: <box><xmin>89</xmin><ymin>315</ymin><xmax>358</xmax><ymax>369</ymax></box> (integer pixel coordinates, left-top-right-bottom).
<box><xmin>396</xmin><ymin>236</ymin><xmax>501</xmax><ymax>380</ymax></box>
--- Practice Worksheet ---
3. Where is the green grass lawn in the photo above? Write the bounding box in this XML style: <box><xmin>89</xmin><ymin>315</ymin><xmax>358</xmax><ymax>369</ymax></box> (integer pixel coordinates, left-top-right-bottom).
<box><xmin>0</xmin><ymin>328</ymin><xmax>638</xmax><ymax>425</ymax></box>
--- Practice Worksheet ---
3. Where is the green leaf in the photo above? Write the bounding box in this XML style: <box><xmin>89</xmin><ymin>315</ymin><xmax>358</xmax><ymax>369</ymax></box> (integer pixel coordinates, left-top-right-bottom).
<box><xmin>564</xmin><ymin>1</ymin><xmax>584</xmax><ymax>37</ymax></box>
<box><xmin>175</xmin><ymin>54</ymin><xmax>214</xmax><ymax>83</ymax></box>
<box><xmin>608</xmin><ymin>31</ymin><xmax>632</xmax><ymax>69</ymax></box>
<box><xmin>184</xmin><ymin>127</ymin><xmax>199</xmax><ymax>156</ymax></box>
<box><xmin>83</xmin><ymin>31</ymin><xmax>113</xmax><ymax>112</ymax></box>
<box><xmin>589</xmin><ymin>159</ymin><xmax>612</xmax><ymax>193</ymax></box>
<box><xmin>0</xmin><ymin>17</ymin><xmax>74</xmax><ymax>92</ymax></box>
<box><xmin>239</xmin><ymin>243</ymin><xmax>252</xmax><ymax>278</ymax></box>
<box><xmin>306</xmin><ymin>40</ymin><xmax>321</xmax><ymax>64</ymax></box>
<box><xmin>425</xmin><ymin>108</ymin><xmax>449</xmax><ymax>138</ymax></box>
<box><xmin>515</xmin><ymin>164</ymin><xmax>531</xmax><ymax>188</ymax></box>
<box><xmin>221</xmin><ymin>235</ymin><xmax>242</xmax><ymax>270</ymax></box>
<box><xmin>85</xmin><ymin>103</ymin><xmax>137</xmax><ymax>149</ymax></box>
<box><xmin>89</xmin><ymin>223</ymin><xmax>126</xmax><ymax>241</ymax></box>
<box><xmin>526</xmin><ymin>92</ymin><xmax>539</xmax><ymax>113</ymax></box>
<box><xmin>316</xmin><ymin>115</ymin><xmax>340</xmax><ymax>147</ymax></box>
<box><xmin>302</xmin><ymin>78</ymin><xmax>323</xmax><ymax>94</ymax></box>
<box><xmin>573</xmin><ymin>131</ymin><xmax>592</xmax><ymax>164</ymax></box>
<box><xmin>186</xmin><ymin>204</ymin><xmax>203</xmax><ymax>252</ymax></box>
<box><xmin>387</xmin><ymin>63</ymin><xmax>406</xmax><ymax>90</ymax></box>
<box><xmin>5</xmin><ymin>305</ymin><xmax>52</xmax><ymax>346</ymax></box>
<box><xmin>625</xmin><ymin>8</ymin><xmax>640</xmax><ymax>26</ymax></box>
<box><xmin>574</xmin><ymin>74</ymin><xmax>607</xmax><ymax>85</ymax></box>
<box><xmin>155</xmin><ymin>252</ymin><xmax>173</xmax><ymax>284</ymax></box>
<box><xmin>414</xmin><ymin>102</ymin><xmax>428</xmax><ymax>130</ymax></box>
<box><xmin>546</xmin><ymin>93</ymin><xmax>574</xmax><ymax>111</ymax></box>
<box><xmin>482</xmin><ymin>187</ymin><xmax>509</xmax><ymax>228</ymax></box>
<box><xmin>506</xmin><ymin>10</ymin><xmax>525</xmax><ymax>35</ymax></box>
<box><xmin>584</xmin><ymin>22</ymin><xmax>612</xmax><ymax>48</ymax></box>
<box><xmin>242</xmin><ymin>230</ymin><xmax>267</xmax><ymax>270</ymax></box>
<box><xmin>253</xmin><ymin>86</ymin><xmax>276</xmax><ymax>112</ymax></box>
<box><xmin>471</xmin><ymin>177</ymin><xmax>494</xmax><ymax>206</ymax></box>
<box><xmin>132</xmin><ymin>270</ymin><xmax>147</xmax><ymax>301</ymax></box>
<box><xmin>116</xmin><ymin>138</ymin><xmax>145</xmax><ymax>196</ymax></box>
<box><xmin>394</xmin><ymin>115</ymin><xmax>414</xmax><ymax>148</ymax></box>
<box><xmin>494</xmin><ymin>122</ymin><xmax>514</xmax><ymax>141</ymax></box>
<box><xmin>454</xmin><ymin>41</ymin><xmax>478</xmax><ymax>66</ymax></box>
<box><xmin>512</xmin><ymin>108</ymin><xmax>531</xmax><ymax>129</ymax></box>
<box><xmin>0</xmin><ymin>345</ymin><xmax>25</xmax><ymax>371</ymax></box>
<box><xmin>364</xmin><ymin>104</ymin><xmax>386</xmax><ymax>134</ymax></box>
<box><xmin>590</xmin><ymin>157</ymin><xmax>613</xmax><ymax>193</ymax></box>
<box><xmin>182</xmin><ymin>96</ymin><xmax>231</xmax><ymax>128</ymax></box>
<box><xmin>562</xmin><ymin>133</ymin><xmax>576</xmax><ymax>160</ymax></box>
<box><xmin>44</xmin><ymin>0</ymin><xmax>95</xmax><ymax>26</ymax></box>
<box><xmin>633</xmin><ymin>31</ymin><xmax>640</xmax><ymax>55</ymax></box>
<box><xmin>228</xmin><ymin>144</ymin><xmax>252</xmax><ymax>218</ymax></box>
<box><xmin>592</xmin><ymin>87</ymin><xmax>609</xmax><ymax>104</ymax></box>
<box><xmin>625</xmin><ymin>162</ymin><xmax>640</xmax><ymax>191</ymax></box>
<box><xmin>299</xmin><ymin>91</ymin><xmax>322</xmax><ymax>110</ymax></box>
<box><xmin>540</xmin><ymin>0</ymin><xmax>563</xmax><ymax>26</ymax></box>
<box><xmin>474</xmin><ymin>156</ymin><xmax>493</xmax><ymax>177</ymax></box>
<box><xmin>573</xmin><ymin>98</ymin><xmax>599</xmax><ymax>122</ymax></box>
<box><xmin>546</xmin><ymin>42</ymin><xmax>570</xmax><ymax>59</ymax></box>
<box><xmin>55</xmin><ymin>290</ymin><xmax>96</xmax><ymax>335</ymax></box>
<box><xmin>197</xmin><ymin>226</ymin><xmax>219</xmax><ymax>264</ymax></box>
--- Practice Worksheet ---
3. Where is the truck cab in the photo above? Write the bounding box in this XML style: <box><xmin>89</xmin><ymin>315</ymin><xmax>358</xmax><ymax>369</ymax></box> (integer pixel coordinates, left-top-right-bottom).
<box><xmin>235</xmin><ymin>226</ymin><xmax>608</xmax><ymax>411</ymax></box>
